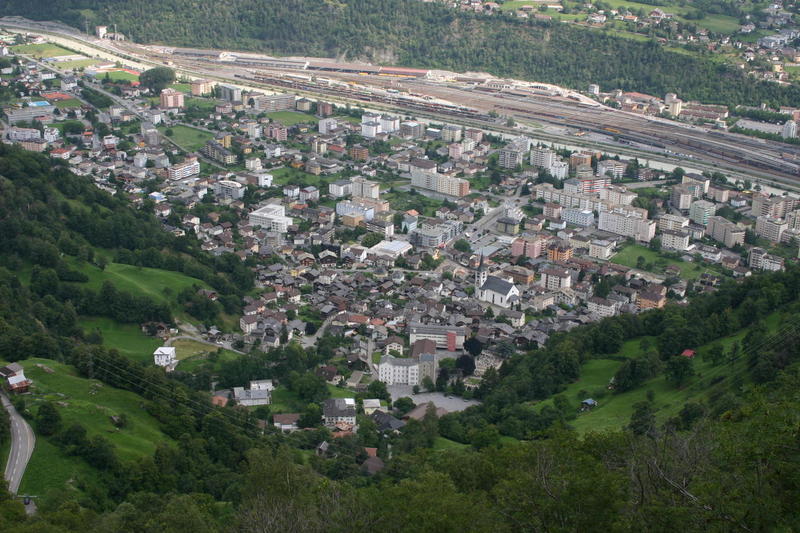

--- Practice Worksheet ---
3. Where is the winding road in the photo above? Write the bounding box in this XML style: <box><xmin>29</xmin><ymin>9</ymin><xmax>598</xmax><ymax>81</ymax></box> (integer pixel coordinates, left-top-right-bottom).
<box><xmin>1</xmin><ymin>393</ymin><xmax>34</xmax><ymax>494</ymax></box>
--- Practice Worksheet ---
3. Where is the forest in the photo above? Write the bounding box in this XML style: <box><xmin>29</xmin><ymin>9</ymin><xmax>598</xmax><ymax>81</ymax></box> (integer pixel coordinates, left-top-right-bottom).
<box><xmin>0</xmin><ymin>145</ymin><xmax>797</xmax><ymax>530</ymax></box>
<box><xmin>2</xmin><ymin>0</ymin><xmax>800</xmax><ymax>106</ymax></box>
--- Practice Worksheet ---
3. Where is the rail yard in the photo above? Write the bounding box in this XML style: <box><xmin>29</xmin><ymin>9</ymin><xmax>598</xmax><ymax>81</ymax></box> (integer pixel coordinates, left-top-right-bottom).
<box><xmin>3</xmin><ymin>15</ymin><xmax>800</xmax><ymax>188</ymax></box>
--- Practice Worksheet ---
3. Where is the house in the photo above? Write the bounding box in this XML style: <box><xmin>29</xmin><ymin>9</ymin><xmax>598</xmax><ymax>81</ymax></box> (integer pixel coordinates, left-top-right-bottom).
<box><xmin>371</xmin><ymin>410</ymin><xmax>406</xmax><ymax>433</ymax></box>
<box><xmin>362</xmin><ymin>399</ymin><xmax>382</xmax><ymax>415</ymax></box>
<box><xmin>0</xmin><ymin>363</ymin><xmax>31</xmax><ymax>394</ymax></box>
<box><xmin>580</xmin><ymin>398</ymin><xmax>597</xmax><ymax>411</ymax></box>
<box><xmin>232</xmin><ymin>379</ymin><xmax>274</xmax><ymax>406</ymax></box>
<box><xmin>153</xmin><ymin>347</ymin><xmax>178</xmax><ymax>372</ymax></box>
<box><xmin>680</xmin><ymin>349</ymin><xmax>696</xmax><ymax>359</ymax></box>
<box><xmin>362</xmin><ymin>456</ymin><xmax>385</xmax><ymax>475</ymax></box>
<box><xmin>273</xmin><ymin>413</ymin><xmax>300</xmax><ymax>432</ymax></box>
<box><xmin>323</xmin><ymin>397</ymin><xmax>358</xmax><ymax>431</ymax></box>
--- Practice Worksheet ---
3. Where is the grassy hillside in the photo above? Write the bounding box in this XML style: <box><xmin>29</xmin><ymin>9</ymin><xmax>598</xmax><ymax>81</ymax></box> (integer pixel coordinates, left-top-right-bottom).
<box><xmin>556</xmin><ymin>312</ymin><xmax>783</xmax><ymax>434</ymax></box>
<box><xmin>14</xmin><ymin>358</ymin><xmax>173</xmax><ymax>495</ymax></box>
<box><xmin>78</xmin><ymin>317</ymin><xmax>161</xmax><ymax>364</ymax></box>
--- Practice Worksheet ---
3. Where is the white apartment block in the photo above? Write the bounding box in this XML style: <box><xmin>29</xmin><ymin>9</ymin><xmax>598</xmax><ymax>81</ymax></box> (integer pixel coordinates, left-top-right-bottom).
<box><xmin>596</xmin><ymin>159</ymin><xmax>626</xmax><ymax>179</ymax></box>
<box><xmin>660</xmin><ymin>229</ymin><xmax>691</xmax><ymax>252</ymax></box>
<box><xmin>562</xmin><ymin>208</ymin><xmax>595</xmax><ymax>227</ymax></box>
<box><xmin>350</xmin><ymin>176</ymin><xmax>380</xmax><ymax>199</ymax></box>
<box><xmin>249</xmin><ymin>203</ymin><xmax>293</xmax><ymax>232</ymax></box>
<box><xmin>658</xmin><ymin>213</ymin><xmax>690</xmax><ymax>232</ymax></box>
<box><xmin>598</xmin><ymin>206</ymin><xmax>656</xmax><ymax>242</ymax></box>
<box><xmin>755</xmin><ymin>215</ymin><xmax>787</xmax><ymax>243</ymax></box>
<box><xmin>167</xmin><ymin>158</ymin><xmax>200</xmax><ymax>180</ymax></box>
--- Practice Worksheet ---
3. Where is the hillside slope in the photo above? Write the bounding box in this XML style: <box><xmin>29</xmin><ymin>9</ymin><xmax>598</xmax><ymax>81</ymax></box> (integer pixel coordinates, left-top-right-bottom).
<box><xmin>2</xmin><ymin>0</ymin><xmax>799</xmax><ymax>105</ymax></box>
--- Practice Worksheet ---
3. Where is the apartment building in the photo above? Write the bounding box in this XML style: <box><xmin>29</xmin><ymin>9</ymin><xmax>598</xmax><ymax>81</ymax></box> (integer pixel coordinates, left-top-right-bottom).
<box><xmin>350</xmin><ymin>176</ymin><xmax>380</xmax><ymax>199</ymax></box>
<box><xmin>596</xmin><ymin>159</ymin><xmax>626</xmax><ymax>179</ymax></box>
<box><xmin>410</xmin><ymin>167</ymin><xmax>470</xmax><ymax>197</ymax></box>
<box><xmin>336</xmin><ymin>200</ymin><xmax>375</xmax><ymax>221</ymax></box>
<box><xmin>408</xmin><ymin>323</ymin><xmax>467</xmax><ymax>351</ymax></box>
<box><xmin>530</xmin><ymin>147</ymin><xmax>556</xmax><ymax>169</ymax></box>
<box><xmin>378</xmin><ymin>354</ymin><xmax>436</xmax><ymax>386</ymax></box>
<box><xmin>657</xmin><ymin>213</ymin><xmax>689</xmax><ymax>232</ymax></box>
<box><xmin>598</xmin><ymin>206</ymin><xmax>656</xmax><ymax>242</ymax></box>
<box><xmin>587</xmin><ymin>296</ymin><xmax>617</xmax><ymax>318</ymax></box>
<box><xmin>599</xmin><ymin>185</ymin><xmax>636</xmax><ymax>205</ymax></box>
<box><xmin>253</xmin><ymin>93</ymin><xmax>295</xmax><ymax>112</ymax></box>
<box><xmin>499</xmin><ymin>144</ymin><xmax>526</xmax><ymax>169</ymax></box>
<box><xmin>249</xmin><ymin>203</ymin><xmax>293</xmax><ymax>232</ymax></box>
<box><xmin>755</xmin><ymin>215</ymin><xmax>788</xmax><ymax>243</ymax></box>
<box><xmin>540</xmin><ymin>268</ymin><xmax>572</xmax><ymax>290</ymax></box>
<box><xmin>660</xmin><ymin>229</ymin><xmax>691</xmax><ymax>252</ymax></box>
<box><xmin>671</xmin><ymin>186</ymin><xmax>693</xmax><ymax>210</ymax></box>
<box><xmin>203</xmin><ymin>141</ymin><xmax>237</xmax><ymax>165</ymax></box>
<box><xmin>213</xmin><ymin>179</ymin><xmax>245</xmax><ymax>200</ymax></box>
<box><xmin>706</xmin><ymin>216</ymin><xmax>745</xmax><ymax>248</ymax></box>
<box><xmin>159</xmin><ymin>88</ymin><xmax>184</xmax><ymax>109</ymax></box>
<box><xmin>749</xmin><ymin>247</ymin><xmax>785</xmax><ymax>271</ymax></box>
<box><xmin>511</xmin><ymin>235</ymin><xmax>547</xmax><ymax>259</ymax></box>
<box><xmin>562</xmin><ymin>208</ymin><xmax>595</xmax><ymax>227</ymax></box>
<box><xmin>689</xmin><ymin>200</ymin><xmax>716</xmax><ymax>225</ymax></box>
<box><xmin>167</xmin><ymin>156</ymin><xmax>200</xmax><ymax>180</ymax></box>
<box><xmin>564</xmin><ymin>176</ymin><xmax>611</xmax><ymax>195</ymax></box>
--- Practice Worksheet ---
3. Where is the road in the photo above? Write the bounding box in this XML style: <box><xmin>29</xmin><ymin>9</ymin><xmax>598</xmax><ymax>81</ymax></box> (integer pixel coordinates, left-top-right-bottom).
<box><xmin>1</xmin><ymin>393</ymin><xmax>34</xmax><ymax>495</ymax></box>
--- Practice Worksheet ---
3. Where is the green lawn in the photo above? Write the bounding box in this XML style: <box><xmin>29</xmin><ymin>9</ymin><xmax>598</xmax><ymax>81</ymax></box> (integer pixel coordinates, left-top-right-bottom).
<box><xmin>55</xmin><ymin>58</ymin><xmax>99</xmax><ymax>70</ymax></box>
<box><xmin>169</xmin><ymin>83</ymin><xmax>192</xmax><ymax>93</ymax></box>
<box><xmin>611</xmin><ymin>243</ymin><xmax>724</xmax><ymax>280</ymax></box>
<box><xmin>74</xmin><ymin>261</ymin><xmax>210</xmax><ymax>306</ymax></box>
<box><xmin>265</xmin><ymin>111</ymin><xmax>317</xmax><ymax>126</ymax></box>
<box><xmin>269</xmin><ymin>387</ymin><xmax>304</xmax><ymax>414</ymax></box>
<box><xmin>54</xmin><ymin>99</ymin><xmax>83</xmax><ymax>109</ymax></box>
<box><xmin>271</xmin><ymin>166</ymin><xmax>329</xmax><ymax>188</ymax></box>
<box><xmin>433</xmin><ymin>437</ymin><xmax>469</xmax><ymax>450</ymax></box>
<box><xmin>11</xmin><ymin>43</ymin><xmax>73</xmax><ymax>57</ymax></box>
<box><xmin>78</xmin><ymin>317</ymin><xmax>161</xmax><ymax>364</ymax></box>
<box><xmin>17</xmin><ymin>358</ymin><xmax>173</xmax><ymax>495</ymax></box>
<box><xmin>383</xmin><ymin>190</ymin><xmax>444</xmax><ymax>216</ymax></box>
<box><xmin>327</xmin><ymin>385</ymin><xmax>354</xmax><ymax>399</ymax></box>
<box><xmin>101</xmin><ymin>70</ymin><xmax>139</xmax><ymax>82</ymax></box>
<box><xmin>160</xmin><ymin>124</ymin><xmax>214</xmax><ymax>152</ymax></box>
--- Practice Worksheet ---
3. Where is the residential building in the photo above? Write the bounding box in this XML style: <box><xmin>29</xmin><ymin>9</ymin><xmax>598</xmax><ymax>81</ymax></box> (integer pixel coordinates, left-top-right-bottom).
<box><xmin>167</xmin><ymin>156</ymin><xmax>200</xmax><ymax>180</ymax></box>
<box><xmin>589</xmin><ymin>239</ymin><xmax>614</xmax><ymax>260</ymax></box>
<box><xmin>598</xmin><ymin>206</ymin><xmax>656</xmax><ymax>242</ymax></box>
<box><xmin>599</xmin><ymin>185</ymin><xmax>636</xmax><ymax>205</ymax></box>
<box><xmin>410</xmin><ymin>166</ymin><xmax>469</xmax><ymax>197</ymax></box>
<box><xmin>441</xmin><ymin>125</ymin><xmax>463</xmax><ymax>142</ymax></box>
<box><xmin>213</xmin><ymin>179</ymin><xmax>245</xmax><ymax>200</ymax></box>
<box><xmin>511</xmin><ymin>235</ymin><xmax>546</xmax><ymax>259</ymax></box>
<box><xmin>755</xmin><ymin>215</ymin><xmax>788</xmax><ymax>243</ymax></box>
<box><xmin>159</xmin><ymin>88</ymin><xmax>185</xmax><ymax>109</ymax></box>
<box><xmin>410</xmin><ymin>219</ymin><xmax>463</xmax><ymax>248</ymax></box>
<box><xmin>689</xmin><ymin>200</ymin><xmax>716</xmax><ymax>225</ymax></box>
<box><xmin>547</xmin><ymin>241</ymin><xmax>573</xmax><ymax>261</ymax></box>
<box><xmin>597</xmin><ymin>159</ymin><xmax>626</xmax><ymax>179</ymax></box>
<box><xmin>249</xmin><ymin>203</ymin><xmax>293</xmax><ymax>232</ymax></box>
<box><xmin>705</xmin><ymin>216</ymin><xmax>745</xmax><ymax>248</ymax></box>
<box><xmin>350</xmin><ymin>176</ymin><xmax>380</xmax><ymax>199</ymax></box>
<box><xmin>660</xmin><ymin>229</ymin><xmax>691</xmax><ymax>252</ymax></box>
<box><xmin>587</xmin><ymin>296</ymin><xmax>617</xmax><ymax>318</ymax></box>
<box><xmin>499</xmin><ymin>143</ymin><xmax>526</xmax><ymax>169</ymax></box>
<box><xmin>408</xmin><ymin>323</ymin><xmax>467</xmax><ymax>351</ymax></box>
<box><xmin>562</xmin><ymin>208</ymin><xmax>595</xmax><ymax>227</ymax></box>
<box><xmin>318</xmin><ymin>118</ymin><xmax>338</xmax><ymax>134</ymax></box>
<box><xmin>749</xmin><ymin>247</ymin><xmax>785</xmax><ymax>271</ymax></box>
<box><xmin>540</xmin><ymin>268</ymin><xmax>571</xmax><ymax>290</ymax></box>
<box><xmin>233</xmin><ymin>380</ymin><xmax>272</xmax><ymax>406</ymax></box>
<box><xmin>671</xmin><ymin>186</ymin><xmax>693</xmax><ymax>210</ymax></box>
<box><xmin>564</xmin><ymin>176</ymin><xmax>611</xmax><ymax>194</ymax></box>
<box><xmin>153</xmin><ymin>347</ymin><xmax>177</xmax><ymax>372</ymax></box>
<box><xmin>323</xmin><ymin>398</ymin><xmax>357</xmax><ymax>430</ymax></box>
<box><xmin>337</xmin><ymin>200</ymin><xmax>375</xmax><ymax>221</ymax></box>
<box><xmin>203</xmin><ymin>141</ymin><xmax>237</xmax><ymax>165</ymax></box>
<box><xmin>329</xmin><ymin>179</ymin><xmax>352</xmax><ymax>198</ymax></box>
<box><xmin>530</xmin><ymin>147</ymin><xmax>556</xmax><ymax>169</ymax></box>
<box><xmin>378</xmin><ymin>354</ymin><xmax>436</xmax><ymax>386</ymax></box>
<box><xmin>218</xmin><ymin>84</ymin><xmax>243</xmax><ymax>102</ymax></box>
<box><xmin>299</xmin><ymin>186</ymin><xmax>320</xmax><ymax>203</ymax></box>
<box><xmin>191</xmin><ymin>79</ymin><xmax>215</xmax><ymax>96</ymax></box>
<box><xmin>253</xmin><ymin>93</ymin><xmax>295</xmax><ymax>112</ymax></box>
<box><xmin>658</xmin><ymin>213</ymin><xmax>689</xmax><ymax>232</ymax></box>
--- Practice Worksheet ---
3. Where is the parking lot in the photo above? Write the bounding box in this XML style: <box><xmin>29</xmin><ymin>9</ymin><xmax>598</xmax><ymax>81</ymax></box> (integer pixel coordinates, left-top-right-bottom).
<box><xmin>387</xmin><ymin>386</ymin><xmax>481</xmax><ymax>412</ymax></box>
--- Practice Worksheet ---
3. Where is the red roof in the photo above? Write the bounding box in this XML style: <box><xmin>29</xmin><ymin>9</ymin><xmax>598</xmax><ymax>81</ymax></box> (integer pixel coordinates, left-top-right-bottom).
<box><xmin>680</xmin><ymin>349</ymin><xmax>696</xmax><ymax>358</ymax></box>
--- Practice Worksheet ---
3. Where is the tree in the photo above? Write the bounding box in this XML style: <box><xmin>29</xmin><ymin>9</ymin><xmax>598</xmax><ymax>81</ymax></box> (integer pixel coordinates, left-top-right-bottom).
<box><xmin>35</xmin><ymin>402</ymin><xmax>61</xmax><ymax>436</ymax></box>
<box><xmin>464</xmin><ymin>336</ymin><xmax>483</xmax><ymax>358</ymax></box>
<box><xmin>366</xmin><ymin>380</ymin><xmax>390</xmax><ymax>401</ymax></box>
<box><xmin>665</xmin><ymin>355</ymin><xmax>694</xmax><ymax>387</ymax></box>
<box><xmin>453</xmin><ymin>239</ymin><xmax>471</xmax><ymax>253</ymax></box>
<box><xmin>421</xmin><ymin>376</ymin><xmax>435</xmax><ymax>392</ymax></box>
<box><xmin>456</xmin><ymin>355</ymin><xmax>476</xmax><ymax>376</ymax></box>
<box><xmin>628</xmin><ymin>401</ymin><xmax>656</xmax><ymax>436</ymax></box>
<box><xmin>360</xmin><ymin>232</ymin><xmax>383</xmax><ymax>248</ymax></box>
<box><xmin>393</xmin><ymin>397</ymin><xmax>415</xmax><ymax>416</ymax></box>
<box><xmin>139</xmin><ymin>67</ymin><xmax>176</xmax><ymax>94</ymax></box>
<box><xmin>298</xmin><ymin>403</ymin><xmax>322</xmax><ymax>428</ymax></box>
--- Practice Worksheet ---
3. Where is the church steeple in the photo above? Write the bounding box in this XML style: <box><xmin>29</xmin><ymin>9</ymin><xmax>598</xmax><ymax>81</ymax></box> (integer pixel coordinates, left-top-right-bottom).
<box><xmin>475</xmin><ymin>253</ymin><xmax>488</xmax><ymax>289</ymax></box>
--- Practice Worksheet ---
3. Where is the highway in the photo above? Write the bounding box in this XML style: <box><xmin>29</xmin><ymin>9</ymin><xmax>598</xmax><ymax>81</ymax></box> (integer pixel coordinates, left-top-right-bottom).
<box><xmin>3</xmin><ymin>16</ymin><xmax>800</xmax><ymax>189</ymax></box>
<box><xmin>1</xmin><ymin>392</ymin><xmax>34</xmax><ymax>495</ymax></box>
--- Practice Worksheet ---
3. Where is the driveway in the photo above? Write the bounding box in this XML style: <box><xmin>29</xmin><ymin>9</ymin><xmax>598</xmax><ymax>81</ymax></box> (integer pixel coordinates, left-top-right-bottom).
<box><xmin>1</xmin><ymin>393</ymin><xmax>35</xmax><ymax>494</ymax></box>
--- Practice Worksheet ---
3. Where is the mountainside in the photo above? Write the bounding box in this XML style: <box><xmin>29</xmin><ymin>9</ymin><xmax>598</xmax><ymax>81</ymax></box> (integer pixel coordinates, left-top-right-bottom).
<box><xmin>3</xmin><ymin>0</ymin><xmax>800</xmax><ymax>105</ymax></box>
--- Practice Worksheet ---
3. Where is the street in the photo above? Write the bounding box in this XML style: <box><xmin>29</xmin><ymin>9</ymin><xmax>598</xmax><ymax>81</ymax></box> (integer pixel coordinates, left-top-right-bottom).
<box><xmin>1</xmin><ymin>392</ymin><xmax>34</xmax><ymax>495</ymax></box>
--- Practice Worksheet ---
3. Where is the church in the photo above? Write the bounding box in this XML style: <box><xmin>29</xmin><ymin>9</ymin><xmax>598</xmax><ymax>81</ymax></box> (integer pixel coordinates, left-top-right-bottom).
<box><xmin>475</xmin><ymin>255</ymin><xmax>520</xmax><ymax>309</ymax></box>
